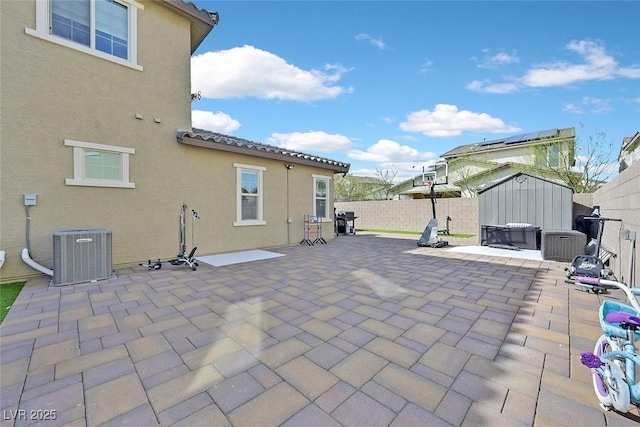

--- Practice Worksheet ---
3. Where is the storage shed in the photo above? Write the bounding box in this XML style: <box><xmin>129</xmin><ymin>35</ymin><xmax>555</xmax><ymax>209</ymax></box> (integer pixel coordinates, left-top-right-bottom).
<box><xmin>478</xmin><ymin>173</ymin><xmax>574</xmax><ymax>231</ymax></box>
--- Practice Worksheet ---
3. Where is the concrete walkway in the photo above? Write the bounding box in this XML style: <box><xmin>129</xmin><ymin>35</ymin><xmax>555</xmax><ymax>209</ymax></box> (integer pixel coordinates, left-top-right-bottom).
<box><xmin>1</xmin><ymin>233</ymin><xmax>639</xmax><ymax>426</ymax></box>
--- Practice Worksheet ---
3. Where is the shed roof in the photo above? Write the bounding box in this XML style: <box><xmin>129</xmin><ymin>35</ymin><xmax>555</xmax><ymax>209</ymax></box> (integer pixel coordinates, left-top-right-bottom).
<box><xmin>177</xmin><ymin>129</ymin><xmax>351</xmax><ymax>173</ymax></box>
<box><xmin>477</xmin><ymin>172</ymin><xmax>573</xmax><ymax>195</ymax></box>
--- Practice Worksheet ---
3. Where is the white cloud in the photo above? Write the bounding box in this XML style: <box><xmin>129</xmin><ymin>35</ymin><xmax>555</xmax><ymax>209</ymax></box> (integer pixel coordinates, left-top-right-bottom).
<box><xmin>563</xmin><ymin>103</ymin><xmax>583</xmax><ymax>114</ymax></box>
<box><xmin>419</xmin><ymin>60</ymin><xmax>433</xmax><ymax>74</ymax></box>
<box><xmin>582</xmin><ymin>97</ymin><xmax>612</xmax><ymax>114</ymax></box>
<box><xmin>468</xmin><ymin>40</ymin><xmax>640</xmax><ymax>93</ymax></box>
<box><xmin>267</xmin><ymin>131</ymin><xmax>351</xmax><ymax>152</ymax></box>
<box><xmin>355</xmin><ymin>33</ymin><xmax>388</xmax><ymax>50</ymax></box>
<box><xmin>191</xmin><ymin>45</ymin><xmax>353</xmax><ymax>102</ymax></box>
<box><xmin>347</xmin><ymin>139</ymin><xmax>436</xmax><ymax>163</ymax></box>
<box><xmin>617</xmin><ymin>66</ymin><xmax>640</xmax><ymax>78</ymax></box>
<box><xmin>522</xmin><ymin>40</ymin><xmax>638</xmax><ymax>87</ymax></box>
<box><xmin>563</xmin><ymin>97</ymin><xmax>611</xmax><ymax>115</ymax></box>
<box><xmin>399</xmin><ymin>104</ymin><xmax>521</xmax><ymax>137</ymax></box>
<box><xmin>467</xmin><ymin>80</ymin><xmax>519</xmax><ymax>94</ymax></box>
<box><xmin>192</xmin><ymin>110</ymin><xmax>241</xmax><ymax>134</ymax></box>
<box><xmin>473</xmin><ymin>49</ymin><xmax>519</xmax><ymax>69</ymax></box>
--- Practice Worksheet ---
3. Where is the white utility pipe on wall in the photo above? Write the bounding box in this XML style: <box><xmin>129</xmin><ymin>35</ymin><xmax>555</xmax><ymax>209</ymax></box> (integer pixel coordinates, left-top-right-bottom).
<box><xmin>21</xmin><ymin>248</ymin><xmax>53</xmax><ymax>276</ymax></box>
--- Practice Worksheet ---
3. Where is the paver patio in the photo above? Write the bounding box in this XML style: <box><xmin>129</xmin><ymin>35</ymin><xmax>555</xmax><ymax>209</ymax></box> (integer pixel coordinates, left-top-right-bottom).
<box><xmin>1</xmin><ymin>232</ymin><xmax>639</xmax><ymax>426</ymax></box>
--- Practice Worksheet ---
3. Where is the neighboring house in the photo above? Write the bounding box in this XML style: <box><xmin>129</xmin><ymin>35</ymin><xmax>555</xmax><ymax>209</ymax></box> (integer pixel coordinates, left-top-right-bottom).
<box><xmin>619</xmin><ymin>131</ymin><xmax>640</xmax><ymax>173</ymax></box>
<box><xmin>0</xmin><ymin>0</ymin><xmax>349</xmax><ymax>282</ymax></box>
<box><xmin>393</xmin><ymin>127</ymin><xmax>576</xmax><ymax>199</ymax></box>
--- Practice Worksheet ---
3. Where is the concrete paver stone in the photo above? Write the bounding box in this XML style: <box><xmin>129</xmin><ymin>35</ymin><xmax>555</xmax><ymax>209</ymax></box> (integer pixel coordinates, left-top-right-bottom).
<box><xmin>2</xmin><ymin>233</ymin><xmax>639</xmax><ymax>426</ymax></box>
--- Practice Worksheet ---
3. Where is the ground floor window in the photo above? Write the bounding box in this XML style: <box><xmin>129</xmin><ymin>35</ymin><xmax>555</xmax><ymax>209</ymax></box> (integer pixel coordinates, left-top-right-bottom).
<box><xmin>234</xmin><ymin>163</ymin><xmax>266</xmax><ymax>226</ymax></box>
<box><xmin>313</xmin><ymin>175</ymin><xmax>331</xmax><ymax>220</ymax></box>
<box><xmin>65</xmin><ymin>139</ymin><xmax>135</xmax><ymax>188</ymax></box>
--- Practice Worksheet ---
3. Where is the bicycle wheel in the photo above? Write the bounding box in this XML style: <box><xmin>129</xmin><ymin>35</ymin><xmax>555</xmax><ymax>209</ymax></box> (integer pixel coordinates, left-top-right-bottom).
<box><xmin>592</xmin><ymin>335</ymin><xmax>630</xmax><ymax>412</ymax></box>
<box><xmin>592</xmin><ymin>335</ymin><xmax>614</xmax><ymax>408</ymax></box>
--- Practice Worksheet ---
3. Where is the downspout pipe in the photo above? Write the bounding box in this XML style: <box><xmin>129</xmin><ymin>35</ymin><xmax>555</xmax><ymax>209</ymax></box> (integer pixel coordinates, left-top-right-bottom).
<box><xmin>0</xmin><ymin>250</ymin><xmax>5</xmax><ymax>269</ymax></box>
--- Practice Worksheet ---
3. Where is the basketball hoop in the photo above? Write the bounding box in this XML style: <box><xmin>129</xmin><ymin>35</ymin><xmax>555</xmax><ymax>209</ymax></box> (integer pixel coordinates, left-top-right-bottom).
<box><xmin>412</xmin><ymin>171</ymin><xmax>435</xmax><ymax>189</ymax></box>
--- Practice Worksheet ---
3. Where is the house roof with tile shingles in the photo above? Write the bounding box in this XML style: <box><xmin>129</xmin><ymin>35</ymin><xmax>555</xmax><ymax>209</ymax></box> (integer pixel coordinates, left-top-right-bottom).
<box><xmin>177</xmin><ymin>129</ymin><xmax>351</xmax><ymax>173</ymax></box>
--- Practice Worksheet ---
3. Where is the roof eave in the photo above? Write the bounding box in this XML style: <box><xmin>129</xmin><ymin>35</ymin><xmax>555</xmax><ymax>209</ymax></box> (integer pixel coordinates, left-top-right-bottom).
<box><xmin>160</xmin><ymin>0</ymin><xmax>219</xmax><ymax>53</ymax></box>
<box><xmin>177</xmin><ymin>134</ymin><xmax>350</xmax><ymax>174</ymax></box>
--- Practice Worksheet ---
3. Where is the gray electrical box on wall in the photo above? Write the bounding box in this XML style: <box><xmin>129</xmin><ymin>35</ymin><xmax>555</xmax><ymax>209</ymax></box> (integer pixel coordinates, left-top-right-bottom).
<box><xmin>53</xmin><ymin>229</ymin><xmax>113</xmax><ymax>286</ymax></box>
<box><xmin>24</xmin><ymin>194</ymin><xmax>37</xmax><ymax>206</ymax></box>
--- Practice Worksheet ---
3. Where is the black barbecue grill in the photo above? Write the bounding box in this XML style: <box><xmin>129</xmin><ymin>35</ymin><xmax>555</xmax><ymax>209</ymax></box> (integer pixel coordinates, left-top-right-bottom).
<box><xmin>336</xmin><ymin>211</ymin><xmax>357</xmax><ymax>235</ymax></box>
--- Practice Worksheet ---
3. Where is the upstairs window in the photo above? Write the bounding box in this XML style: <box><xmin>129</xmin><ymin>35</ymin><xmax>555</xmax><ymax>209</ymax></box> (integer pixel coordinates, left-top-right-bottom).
<box><xmin>51</xmin><ymin>1</ymin><xmax>90</xmax><ymax>47</ymax></box>
<box><xmin>27</xmin><ymin>0</ymin><xmax>143</xmax><ymax>69</ymax></box>
<box><xmin>65</xmin><ymin>139</ymin><xmax>135</xmax><ymax>188</ymax></box>
<box><xmin>547</xmin><ymin>145</ymin><xmax>560</xmax><ymax>168</ymax></box>
<box><xmin>535</xmin><ymin>144</ymin><xmax>560</xmax><ymax>168</ymax></box>
<box><xmin>52</xmin><ymin>0</ymin><xmax>129</xmax><ymax>59</ymax></box>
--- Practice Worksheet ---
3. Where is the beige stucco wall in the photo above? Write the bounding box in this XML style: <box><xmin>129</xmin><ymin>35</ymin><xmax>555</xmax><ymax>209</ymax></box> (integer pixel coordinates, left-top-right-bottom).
<box><xmin>0</xmin><ymin>1</ymin><xmax>336</xmax><ymax>282</ymax></box>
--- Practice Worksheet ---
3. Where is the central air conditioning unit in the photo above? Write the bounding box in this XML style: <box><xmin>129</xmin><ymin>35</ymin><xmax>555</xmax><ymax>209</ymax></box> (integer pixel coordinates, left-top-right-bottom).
<box><xmin>53</xmin><ymin>229</ymin><xmax>113</xmax><ymax>286</ymax></box>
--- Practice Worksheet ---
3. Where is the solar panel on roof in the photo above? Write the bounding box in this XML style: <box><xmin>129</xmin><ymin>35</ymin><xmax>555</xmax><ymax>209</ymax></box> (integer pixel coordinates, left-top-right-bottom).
<box><xmin>538</xmin><ymin>128</ymin><xmax>558</xmax><ymax>138</ymax></box>
<box><xmin>503</xmin><ymin>134</ymin><xmax>526</xmax><ymax>144</ymax></box>
<box><xmin>504</xmin><ymin>128</ymin><xmax>558</xmax><ymax>144</ymax></box>
<box><xmin>478</xmin><ymin>138</ymin><xmax>507</xmax><ymax>147</ymax></box>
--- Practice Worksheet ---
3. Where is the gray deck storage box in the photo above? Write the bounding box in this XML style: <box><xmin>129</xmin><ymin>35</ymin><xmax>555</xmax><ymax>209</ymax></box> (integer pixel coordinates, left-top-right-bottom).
<box><xmin>541</xmin><ymin>230</ymin><xmax>586</xmax><ymax>262</ymax></box>
<box><xmin>53</xmin><ymin>229</ymin><xmax>112</xmax><ymax>286</ymax></box>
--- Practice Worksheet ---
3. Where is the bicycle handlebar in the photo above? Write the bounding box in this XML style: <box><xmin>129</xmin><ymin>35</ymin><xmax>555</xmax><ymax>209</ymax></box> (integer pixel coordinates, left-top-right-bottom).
<box><xmin>576</xmin><ymin>276</ymin><xmax>600</xmax><ymax>285</ymax></box>
<box><xmin>574</xmin><ymin>276</ymin><xmax>640</xmax><ymax>313</ymax></box>
<box><xmin>583</xmin><ymin>217</ymin><xmax>622</xmax><ymax>222</ymax></box>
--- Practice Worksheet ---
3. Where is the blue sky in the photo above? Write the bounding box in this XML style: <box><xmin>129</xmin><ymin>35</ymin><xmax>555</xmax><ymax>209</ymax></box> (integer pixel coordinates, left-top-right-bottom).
<box><xmin>189</xmin><ymin>1</ymin><xmax>640</xmax><ymax>182</ymax></box>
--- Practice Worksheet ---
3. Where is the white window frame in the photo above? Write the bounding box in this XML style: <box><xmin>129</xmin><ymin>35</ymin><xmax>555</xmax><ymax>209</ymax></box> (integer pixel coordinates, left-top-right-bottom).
<box><xmin>312</xmin><ymin>174</ymin><xmax>331</xmax><ymax>222</ymax></box>
<box><xmin>233</xmin><ymin>163</ymin><xmax>266</xmax><ymax>227</ymax></box>
<box><xmin>547</xmin><ymin>144</ymin><xmax>560</xmax><ymax>168</ymax></box>
<box><xmin>65</xmin><ymin>139</ymin><xmax>135</xmax><ymax>188</ymax></box>
<box><xmin>25</xmin><ymin>0</ymin><xmax>143</xmax><ymax>71</ymax></box>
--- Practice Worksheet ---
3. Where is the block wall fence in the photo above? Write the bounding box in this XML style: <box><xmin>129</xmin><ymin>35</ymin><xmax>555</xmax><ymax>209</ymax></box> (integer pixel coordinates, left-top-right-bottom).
<box><xmin>336</xmin><ymin>164</ymin><xmax>638</xmax><ymax>283</ymax></box>
<box><xmin>335</xmin><ymin>198</ymin><xmax>480</xmax><ymax>236</ymax></box>
<box><xmin>593</xmin><ymin>160</ymin><xmax>640</xmax><ymax>286</ymax></box>
<box><xmin>336</xmin><ymin>195</ymin><xmax>594</xmax><ymax>237</ymax></box>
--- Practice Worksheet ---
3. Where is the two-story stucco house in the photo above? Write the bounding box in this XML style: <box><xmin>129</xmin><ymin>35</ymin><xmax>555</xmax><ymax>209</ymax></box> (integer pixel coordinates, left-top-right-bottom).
<box><xmin>0</xmin><ymin>0</ymin><xmax>349</xmax><ymax>282</ymax></box>
<box><xmin>619</xmin><ymin>131</ymin><xmax>640</xmax><ymax>173</ymax></box>
<box><xmin>394</xmin><ymin>127</ymin><xmax>575</xmax><ymax>199</ymax></box>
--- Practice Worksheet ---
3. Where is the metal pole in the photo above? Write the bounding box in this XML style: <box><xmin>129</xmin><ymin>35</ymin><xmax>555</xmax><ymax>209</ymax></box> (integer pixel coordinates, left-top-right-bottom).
<box><xmin>430</xmin><ymin>185</ymin><xmax>436</xmax><ymax>219</ymax></box>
